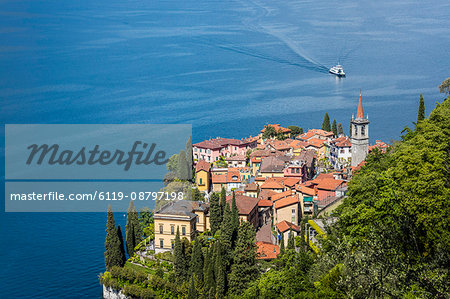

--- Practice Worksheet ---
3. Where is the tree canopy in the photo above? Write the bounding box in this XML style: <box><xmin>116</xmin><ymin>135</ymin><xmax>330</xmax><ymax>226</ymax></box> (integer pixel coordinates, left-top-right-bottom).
<box><xmin>322</xmin><ymin>113</ymin><xmax>331</xmax><ymax>132</ymax></box>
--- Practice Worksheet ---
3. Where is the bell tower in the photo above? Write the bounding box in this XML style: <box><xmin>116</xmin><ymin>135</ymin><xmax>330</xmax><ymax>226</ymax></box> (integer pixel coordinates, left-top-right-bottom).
<box><xmin>351</xmin><ymin>92</ymin><xmax>369</xmax><ymax>167</ymax></box>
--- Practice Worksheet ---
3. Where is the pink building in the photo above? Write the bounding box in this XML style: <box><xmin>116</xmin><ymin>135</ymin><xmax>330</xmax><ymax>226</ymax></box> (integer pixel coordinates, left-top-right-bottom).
<box><xmin>193</xmin><ymin>137</ymin><xmax>257</xmax><ymax>163</ymax></box>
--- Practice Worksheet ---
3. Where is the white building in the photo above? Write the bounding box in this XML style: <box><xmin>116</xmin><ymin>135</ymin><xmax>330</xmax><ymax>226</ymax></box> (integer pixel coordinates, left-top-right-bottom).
<box><xmin>330</xmin><ymin>136</ymin><xmax>352</xmax><ymax>169</ymax></box>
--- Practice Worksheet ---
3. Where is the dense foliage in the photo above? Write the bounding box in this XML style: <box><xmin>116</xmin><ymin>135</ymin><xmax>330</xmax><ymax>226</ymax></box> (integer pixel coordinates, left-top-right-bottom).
<box><xmin>126</xmin><ymin>201</ymin><xmax>142</xmax><ymax>257</ymax></box>
<box><xmin>322</xmin><ymin>112</ymin><xmax>331</xmax><ymax>132</ymax></box>
<box><xmin>104</xmin><ymin>205</ymin><xmax>126</xmax><ymax>270</ymax></box>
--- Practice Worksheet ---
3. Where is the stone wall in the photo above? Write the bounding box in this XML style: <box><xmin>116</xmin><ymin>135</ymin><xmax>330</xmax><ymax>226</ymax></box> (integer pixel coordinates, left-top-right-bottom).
<box><xmin>103</xmin><ymin>285</ymin><xmax>128</xmax><ymax>299</ymax></box>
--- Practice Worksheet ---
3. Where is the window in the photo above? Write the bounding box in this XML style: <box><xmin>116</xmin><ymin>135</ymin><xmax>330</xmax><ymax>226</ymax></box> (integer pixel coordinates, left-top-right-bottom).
<box><xmin>182</xmin><ymin>226</ymin><xmax>186</xmax><ymax>236</ymax></box>
<box><xmin>171</xmin><ymin>241</ymin><xmax>174</xmax><ymax>249</ymax></box>
<box><xmin>196</xmin><ymin>217</ymin><xmax>199</xmax><ymax>223</ymax></box>
<box><xmin>160</xmin><ymin>239</ymin><xmax>164</xmax><ymax>248</ymax></box>
<box><xmin>291</xmin><ymin>208</ymin><xmax>296</xmax><ymax>222</ymax></box>
<box><xmin>199</xmin><ymin>178</ymin><xmax>203</xmax><ymax>185</ymax></box>
<box><xmin>171</xmin><ymin>225</ymin><xmax>174</xmax><ymax>235</ymax></box>
<box><xmin>296</xmin><ymin>168</ymin><xmax>300</xmax><ymax>173</ymax></box>
<box><xmin>361</xmin><ymin>125</ymin><xmax>365</xmax><ymax>136</ymax></box>
<box><xmin>194</xmin><ymin>148</ymin><xmax>197</xmax><ymax>152</ymax></box>
<box><xmin>291</xmin><ymin>168</ymin><xmax>295</xmax><ymax>173</ymax></box>
<box><xmin>159</xmin><ymin>224</ymin><xmax>163</xmax><ymax>234</ymax></box>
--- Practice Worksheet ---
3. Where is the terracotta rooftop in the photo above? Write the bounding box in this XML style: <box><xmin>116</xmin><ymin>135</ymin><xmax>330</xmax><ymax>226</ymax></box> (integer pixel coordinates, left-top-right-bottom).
<box><xmin>211</xmin><ymin>173</ymin><xmax>227</xmax><ymax>184</ymax></box>
<box><xmin>332</xmin><ymin>136</ymin><xmax>351</xmax><ymax>148</ymax></box>
<box><xmin>258</xmin><ymin>189</ymin><xmax>277</xmax><ymax>201</ymax></box>
<box><xmin>307</xmin><ymin>138</ymin><xmax>326</xmax><ymax>148</ymax></box>
<box><xmin>260</xmin><ymin>156</ymin><xmax>286</xmax><ymax>173</ymax></box>
<box><xmin>261</xmin><ymin>124</ymin><xmax>291</xmax><ymax>134</ymax></box>
<box><xmin>283</xmin><ymin>177</ymin><xmax>301</xmax><ymax>187</ymax></box>
<box><xmin>274</xmin><ymin>195</ymin><xmax>299</xmax><ymax>209</ymax></box>
<box><xmin>226</xmin><ymin>194</ymin><xmax>259</xmax><ymax>215</ymax></box>
<box><xmin>195</xmin><ymin>160</ymin><xmax>211</xmax><ymax>173</ymax></box>
<box><xmin>260</xmin><ymin>180</ymin><xmax>285</xmax><ymax>190</ymax></box>
<box><xmin>225</xmin><ymin>155</ymin><xmax>247</xmax><ymax>161</ymax></box>
<box><xmin>299</xmin><ymin>129</ymin><xmax>334</xmax><ymax>141</ymax></box>
<box><xmin>193</xmin><ymin>137</ymin><xmax>252</xmax><ymax>150</ymax></box>
<box><xmin>297</xmin><ymin>186</ymin><xmax>316</xmax><ymax>196</ymax></box>
<box><xmin>256</xmin><ymin>241</ymin><xmax>280</xmax><ymax>260</ymax></box>
<box><xmin>258</xmin><ymin>199</ymin><xmax>273</xmax><ymax>207</ymax></box>
<box><xmin>244</xmin><ymin>182</ymin><xmax>258</xmax><ymax>192</ymax></box>
<box><xmin>271</xmin><ymin>190</ymin><xmax>293</xmax><ymax>202</ymax></box>
<box><xmin>276</xmin><ymin>220</ymin><xmax>301</xmax><ymax>233</ymax></box>
<box><xmin>314</xmin><ymin>178</ymin><xmax>344</xmax><ymax>191</ymax></box>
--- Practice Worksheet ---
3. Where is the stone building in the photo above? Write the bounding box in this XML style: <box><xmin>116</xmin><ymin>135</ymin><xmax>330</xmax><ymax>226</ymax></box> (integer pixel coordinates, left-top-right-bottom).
<box><xmin>351</xmin><ymin>92</ymin><xmax>369</xmax><ymax>167</ymax></box>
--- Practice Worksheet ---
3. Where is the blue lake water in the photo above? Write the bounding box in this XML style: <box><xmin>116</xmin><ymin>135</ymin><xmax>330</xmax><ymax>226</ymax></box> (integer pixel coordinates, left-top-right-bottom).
<box><xmin>0</xmin><ymin>0</ymin><xmax>449</xmax><ymax>297</ymax></box>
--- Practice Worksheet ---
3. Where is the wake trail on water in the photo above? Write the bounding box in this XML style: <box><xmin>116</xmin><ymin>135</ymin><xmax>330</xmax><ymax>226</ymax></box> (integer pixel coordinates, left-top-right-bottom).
<box><xmin>195</xmin><ymin>36</ymin><xmax>329</xmax><ymax>74</ymax></box>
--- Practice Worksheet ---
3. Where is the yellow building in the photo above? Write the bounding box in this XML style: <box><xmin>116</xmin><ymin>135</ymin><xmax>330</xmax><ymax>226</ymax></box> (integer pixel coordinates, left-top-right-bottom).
<box><xmin>195</xmin><ymin>160</ymin><xmax>211</xmax><ymax>192</ymax></box>
<box><xmin>273</xmin><ymin>194</ymin><xmax>302</xmax><ymax>226</ymax></box>
<box><xmin>154</xmin><ymin>200</ymin><xmax>209</xmax><ymax>253</ymax></box>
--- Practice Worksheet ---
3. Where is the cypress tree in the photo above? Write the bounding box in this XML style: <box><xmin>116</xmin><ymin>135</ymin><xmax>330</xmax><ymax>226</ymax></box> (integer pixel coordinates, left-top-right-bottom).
<box><xmin>280</xmin><ymin>233</ymin><xmax>285</xmax><ymax>255</ymax></box>
<box><xmin>186</xmin><ymin>136</ymin><xmax>193</xmax><ymax>181</ymax></box>
<box><xmin>178</xmin><ymin>150</ymin><xmax>189</xmax><ymax>180</ymax></box>
<box><xmin>228</xmin><ymin>222</ymin><xmax>258</xmax><ymax>294</ymax></box>
<box><xmin>287</xmin><ymin>229</ymin><xmax>295</xmax><ymax>250</ymax></box>
<box><xmin>104</xmin><ymin>205</ymin><xmax>124</xmax><ymax>270</ymax></box>
<box><xmin>187</xmin><ymin>275</ymin><xmax>197</xmax><ymax>299</ymax></box>
<box><xmin>209</xmin><ymin>193</ymin><xmax>222</xmax><ymax>235</ymax></box>
<box><xmin>117</xmin><ymin>224</ymin><xmax>126</xmax><ymax>265</ymax></box>
<box><xmin>214</xmin><ymin>242</ymin><xmax>226</xmax><ymax>298</ymax></box>
<box><xmin>220</xmin><ymin>187</ymin><xmax>227</xmax><ymax>217</ymax></box>
<box><xmin>190</xmin><ymin>237</ymin><xmax>204</xmax><ymax>282</ymax></box>
<box><xmin>174</xmin><ymin>227</ymin><xmax>187</xmax><ymax>283</ymax></box>
<box><xmin>231</xmin><ymin>192</ymin><xmax>240</xmax><ymax>244</ymax></box>
<box><xmin>220</xmin><ymin>203</ymin><xmax>233</xmax><ymax>256</ymax></box>
<box><xmin>332</xmin><ymin>119</ymin><xmax>337</xmax><ymax>136</ymax></box>
<box><xmin>126</xmin><ymin>201</ymin><xmax>141</xmax><ymax>257</ymax></box>
<box><xmin>322</xmin><ymin>112</ymin><xmax>331</xmax><ymax>132</ymax></box>
<box><xmin>204</xmin><ymin>245</ymin><xmax>215</xmax><ymax>293</ymax></box>
<box><xmin>338</xmin><ymin>122</ymin><xmax>344</xmax><ymax>136</ymax></box>
<box><xmin>417</xmin><ymin>94</ymin><xmax>425</xmax><ymax>123</ymax></box>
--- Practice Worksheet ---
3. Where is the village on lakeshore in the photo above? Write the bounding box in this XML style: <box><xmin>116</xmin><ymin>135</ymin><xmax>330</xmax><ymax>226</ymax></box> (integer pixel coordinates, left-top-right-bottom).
<box><xmin>151</xmin><ymin>92</ymin><xmax>389</xmax><ymax>258</ymax></box>
<box><xmin>102</xmin><ymin>84</ymin><xmax>450</xmax><ymax>298</ymax></box>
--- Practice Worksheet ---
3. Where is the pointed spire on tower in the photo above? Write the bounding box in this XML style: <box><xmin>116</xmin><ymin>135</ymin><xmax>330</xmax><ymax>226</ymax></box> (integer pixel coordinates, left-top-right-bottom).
<box><xmin>356</xmin><ymin>90</ymin><xmax>364</xmax><ymax>119</ymax></box>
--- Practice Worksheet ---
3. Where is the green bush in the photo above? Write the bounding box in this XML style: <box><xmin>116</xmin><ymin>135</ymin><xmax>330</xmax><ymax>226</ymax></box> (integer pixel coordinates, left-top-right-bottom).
<box><xmin>140</xmin><ymin>288</ymin><xmax>155</xmax><ymax>299</ymax></box>
<box><xmin>123</xmin><ymin>284</ymin><xmax>142</xmax><ymax>298</ymax></box>
<box><xmin>135</xmin><ymin>271</ymin><xmax>147</xmax><ymax>284</ymax></box>
<box><xmin>110</xmin><ymin>266</ymin><xmax>122</xmax><ymax>279</ymax></box>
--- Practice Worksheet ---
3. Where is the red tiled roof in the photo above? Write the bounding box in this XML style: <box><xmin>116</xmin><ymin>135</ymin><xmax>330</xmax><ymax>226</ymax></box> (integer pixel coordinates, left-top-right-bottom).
<box><xmin>195</xmin><ymin>160</ymin><xmax>211</xmax><ymax>173</ymax></box>
<box><xmin>307</xmin><ymin>138</ymin><xmax>326</xmax><ymax>148</ymax></box>
<box><xmin>226</xmin><ymin>194</ymin><xmax>259</xmax><ymax>215</ymax></box>
<box><xmin>283</xmin><ymin>177</ymin><xmax>301</xmax><ymax>187</ymax></box>
<box><xmin>315</xmin><ymin>178</ymin><xmax>344</xmax><ymax>191</ymax></box>
<box><xmin>258</xmin><ymin>199</ymin><xmax>273</xmax><ymax>207</ymax></box>
<box><xmin>260</xmin><ymin>180</ymin><xmax>284</xmax><ymax>190</ymax></box>
<box><xmin>226</xmin><ymin>171</ymin><xmax>241</xmax><ymax>183</ymax></box>
<box><xmin>193</xmin><ymin>137</ymin><xmax>252</xmax><ymax>150</ymax></box>
<box><xmin>276</xmin><ymin>220</ymin><xmax>301</xmax><ymax>233</ymax></box>
<box><xmin>258</xmin><ymin>189</ymin><xmax>277</xmax><ymax>200</ymax></box>
<box><xmin>245</xmin><ymin>182</ymin><xmax>258</xmax><ymax>191</ymax></box>
<box><xmin>332</xmin><ymin>136</ymin><xmax>351</xmax><ymax>148</ymax></box>
<box><xmin>212</xmin><ymin>173</ymin><xmax>227</xmax><ymax>184</ymax></box>
<box><xmin>299</xmin><ymin>129</ymin><xmax>334</xmax><ymax>141</ymax></box>
<box><xmin>271</xmin><ymin>190</ymin><xmax>293</xmax><ymax>202</ymax></box>
<box><xmin>297</xmin><ymin>186</ymin><xmax>316</xmax><ymax>196</ymax></box>
<box><xmin>261</xmin><ymin>124</ymin><xmax>291</xmax><ymax>134</ymax></box>
<box><xmin>274</xmin><ymin>195</ymin><xmax>299</xmax><ymax>209</ymax></box>
<box><xmin>256</xmin><ymin>241</ymin><xmax>280</xmax><ymax>260</ymax></box>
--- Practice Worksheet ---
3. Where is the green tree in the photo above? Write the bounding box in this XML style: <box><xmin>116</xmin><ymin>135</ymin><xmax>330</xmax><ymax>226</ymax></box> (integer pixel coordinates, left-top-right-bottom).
<box><xmin>287</xmin><ymin>230</ymin><xmax>295</xmax><ymax>250</ymax></box>
<box><xmin>438</xmin><ymin>77</ymin><xmax>450</xmax><ymax>95</ymax></box>
<box><xmin>228</xmin><ymin>222</ymin><xmax>258</xmax><ymax>294</ymax></box>
<box><xmin>177</xmin><ymin>150</ymin><xmax>189</xmax><ymax>180</ymax></box>
<box><xmin>220</xmin><ymin>202</ymin><xmax>233</xmax><ymax>256</ymax></box>
<box><xmin>332</xmin><ymin>119</ymin><xmax>337</xmax><ymax>136</ymax></box>
<box><xmin>214</xmin><ymin>242</ymin><xmax>226</xmax><ymax>298</ymax></box>
<box><xmin>203</xmin><ymin>247</ymin><xmax>215</xmax><ymax>292</ymax></box>
<box><xmin>187</xmin><ymin>275</ymin><xmax>198</xmax><ymax>299</ymax></box>
<box><xmin>209</xmin><ymin>193</ymin><xmax>222</xmax><ymax>235</ymax></box>
<box><xmin>288</xmin><ymin>125</ymin><xmax>303</xmax><ymax>137</ymax></box>
<box><xmin>417</xmin><ymin>94</ymin><xmax>425</xmax><ymax>123</ymax></box>
<box><xmin>231</xmin><ymin>191</ymin><xmax>240</xmax><ymax>244</ymax></box>
<box><xmin>279</xmin><ymin>233</ymin><xmax>285</xmax><ymax>256</ymax></box>
<box><xmin>126</xmin><ymin>201</ymin><xmax>142</xmax><ymax>257</ymax></box>
<box><xmin>117</xmin><ymin>224</ymin><xmax>126</xmax><ymax>266</ymax></box>
<box><xmin>174</xmin><ymin>227</ymin><xmax>187</xmax><ymax>283</ymax></box>
<box><xmin>192</xmin><ymin>188</ymin><xmax>204</xmax><ymax>201</ymax></box>
<box><xmin>166</xmin><ymin>153</ymin><xmax>179</xmax><ymax>172</ymax></box>
<box><xmin>322</xmin><ymin>112</ymin><xmax>331</xmax><ymax>132</ymax></box>
<box><xmin>190</xmin><ymin>237</ymin><xmax>204</xmax><ymax>282</ymax></box>
<box><xmin>104</xmin><ymin>205</ymin><xmax>125</xmax><ymax>270</ymax></box>
<box><xmin>262</xmin><ymin>125</ymin><xmax>276</xmax><ymax>139</ymax></box>
<box><xmin>338</xmin><ymin>122</ymin><xmax>344</xmax><ymax>136</ymax></box>
<box><xmin>220</xmin><ymin>187</ymin><xmax>227</xmax><ymax>215</ymax></box>
<box><xmin>186</xmin><ymin>136</ymin><xmax>193</xmax><ymax>181</ymax></box>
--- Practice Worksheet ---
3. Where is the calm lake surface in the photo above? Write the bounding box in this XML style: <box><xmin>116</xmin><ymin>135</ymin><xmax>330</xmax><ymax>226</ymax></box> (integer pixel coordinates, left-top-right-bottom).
<box><xmin>0</xmin><ymin>0</ymin><xmax>449</xmax><ymax>297</ymax></box>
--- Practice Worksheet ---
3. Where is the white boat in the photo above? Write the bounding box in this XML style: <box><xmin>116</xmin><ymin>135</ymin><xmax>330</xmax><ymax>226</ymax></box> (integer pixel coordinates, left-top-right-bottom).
<box><xmin>329</xmin><ymin>64</ymin><xmax>346</xmax><ymax>77</ymax></box>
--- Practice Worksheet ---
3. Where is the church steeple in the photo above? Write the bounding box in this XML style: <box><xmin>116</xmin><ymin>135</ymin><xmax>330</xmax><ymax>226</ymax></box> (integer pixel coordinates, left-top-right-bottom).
<box><xmin>351</xmin><ymin>91</ymin><xmax>369</xmax><ymax>167</ymax></box>
<box><xmin>356</xmin><ymin>91</ymin><xmax>364</xmax><ymax>119</ymax></box>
